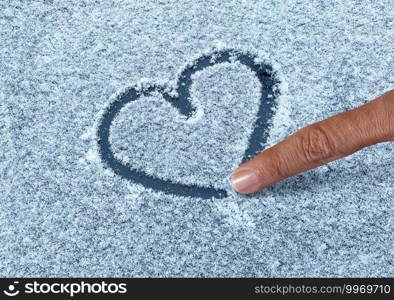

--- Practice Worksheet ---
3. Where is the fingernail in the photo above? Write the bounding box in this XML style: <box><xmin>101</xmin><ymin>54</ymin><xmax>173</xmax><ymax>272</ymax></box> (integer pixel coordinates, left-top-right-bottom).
<box><xmin>231</xmin><ymin>168</ymin><xmax>261</xmax><ymax>194</ymax></box>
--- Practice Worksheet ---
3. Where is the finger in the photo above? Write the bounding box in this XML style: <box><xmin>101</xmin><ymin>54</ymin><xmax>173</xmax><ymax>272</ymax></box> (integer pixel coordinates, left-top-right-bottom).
<box><xmin>231</xmin><ymin>90</ymin><xmax>394</xmax><ymax>194</ymax></box>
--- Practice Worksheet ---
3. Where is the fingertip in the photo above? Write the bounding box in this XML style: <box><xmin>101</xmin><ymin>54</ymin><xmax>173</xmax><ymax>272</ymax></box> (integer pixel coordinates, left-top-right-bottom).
<box><xmin>231</xmin><ymin>168</ymin><xmax>262</xmax><ymax>194</ymax></box>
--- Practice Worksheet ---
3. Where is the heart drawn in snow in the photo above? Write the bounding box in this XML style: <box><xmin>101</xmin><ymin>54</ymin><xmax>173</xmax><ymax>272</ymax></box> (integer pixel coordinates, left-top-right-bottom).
<box><xmin>97</xmin><ymin>49</ymin><xmax>279</xmax><ymax>199</ymax></box>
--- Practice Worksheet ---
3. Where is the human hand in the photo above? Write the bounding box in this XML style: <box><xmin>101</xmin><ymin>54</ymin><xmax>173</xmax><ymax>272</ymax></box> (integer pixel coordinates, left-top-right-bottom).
<box><xmin>231</xmin><ymin>89</ymin><xmax>394</xmax><ymax>194</ymax></box>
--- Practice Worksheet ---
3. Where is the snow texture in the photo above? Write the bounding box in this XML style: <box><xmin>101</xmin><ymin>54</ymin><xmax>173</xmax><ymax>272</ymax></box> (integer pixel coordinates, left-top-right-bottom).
<box><xmin>109</xmin><ymin>61</ymin><xmax>262</xmax><ymax>190</ymax></box>
<box><xmin>0</xmin><ymin>0</ymin><xmax>393</xmax><ymax>277</ymax></box>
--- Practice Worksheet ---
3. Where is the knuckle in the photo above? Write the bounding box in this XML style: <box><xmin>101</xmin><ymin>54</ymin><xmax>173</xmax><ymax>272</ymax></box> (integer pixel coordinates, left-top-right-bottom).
<box><xmin>298</xmin><ymin>124</ymin><xmax>336</xmax><ymax>164</ymax></box>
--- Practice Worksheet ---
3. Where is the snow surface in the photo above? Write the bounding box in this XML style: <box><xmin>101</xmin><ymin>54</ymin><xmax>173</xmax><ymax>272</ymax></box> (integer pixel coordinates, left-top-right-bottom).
<box><xmin>109</xmin><ymin>61</ymin><xmax>262</xmax><ymax>190</ymax></box>
<box><xmin>0</xmin><ymin>0</ymin><xmax>393</xmax><ymax>277</ymax></box>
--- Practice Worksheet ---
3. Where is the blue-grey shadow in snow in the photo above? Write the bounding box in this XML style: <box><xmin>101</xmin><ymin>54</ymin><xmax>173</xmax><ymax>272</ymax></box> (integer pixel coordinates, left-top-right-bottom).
<box><xmin>97</xmin><ymin>49</ymin><xmax>280</xmax><ymax>199</ymax></box>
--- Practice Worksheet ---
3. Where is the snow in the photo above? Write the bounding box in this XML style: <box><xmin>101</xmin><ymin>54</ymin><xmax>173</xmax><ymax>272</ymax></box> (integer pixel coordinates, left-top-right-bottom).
<box><xmin>0</xmin><ymin>0</ymin><xmax>393</xmax><ymax>277</ymax></box>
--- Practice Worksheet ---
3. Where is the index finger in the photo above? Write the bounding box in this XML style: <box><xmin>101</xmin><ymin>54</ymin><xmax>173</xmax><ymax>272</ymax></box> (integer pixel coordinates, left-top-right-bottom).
<box><xmin>231</xmin><ymin>90</ymin><xmax>394</xmax><ymax>194</ymax></box>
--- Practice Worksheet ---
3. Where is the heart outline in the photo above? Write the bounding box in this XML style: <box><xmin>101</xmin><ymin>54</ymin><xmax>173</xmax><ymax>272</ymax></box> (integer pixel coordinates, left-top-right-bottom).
<box><xmin>97</xmin><ymin>49</ymin><xmax>279</xmax><ymax>199</ymax></box>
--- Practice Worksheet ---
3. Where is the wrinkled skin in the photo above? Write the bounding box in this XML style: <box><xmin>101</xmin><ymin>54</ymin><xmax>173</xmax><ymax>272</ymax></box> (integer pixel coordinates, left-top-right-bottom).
<box><xmin>232</xmin><ymin>89</ymin><xmax>394</xmax><ymax>194</ymax></box>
